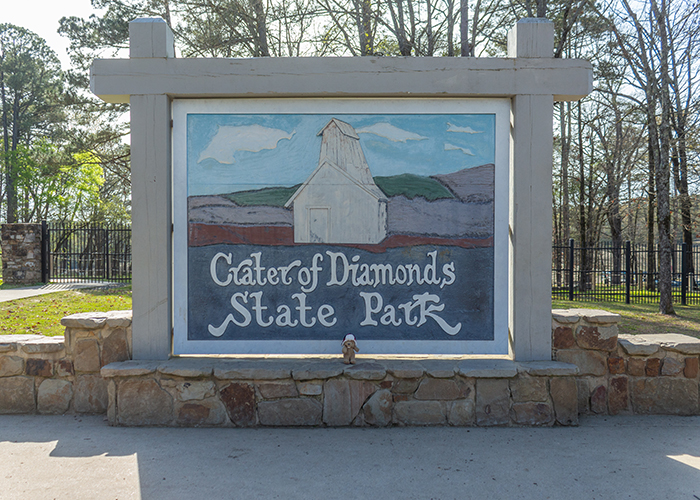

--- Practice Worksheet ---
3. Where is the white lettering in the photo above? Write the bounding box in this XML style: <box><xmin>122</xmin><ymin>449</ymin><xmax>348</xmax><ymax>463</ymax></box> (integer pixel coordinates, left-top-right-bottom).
<box><xmin>250</xmin><ymin>252</ymin><xmax>267</xmax><ymax>286</ymax></box>
<box><xmin>326</xmin><ymin>251</ymin><xmax>349</xmax><ymax>286</ymax></box>
<box><xmin>267</xmin><ymin>267</ymin><xmax>279</xmax><ymax>285</ymax></box>
<box><xmin>380</xmin><ymin>305</ymin><xmax>402</xmax><ymax>326</ymax></box>
<box><xmin>300</xmin><ymin>253</ymin><xmax>324</xmax><ymax>293</ymax></box>
<box><xmin>441</xmin><ymin>262</ymin><xmax>456</xmax><ymax>289</ymax></box>
<box><xmin>280</xmin><ymin>260</ymin><xmax>301</xmax><ymax>285</ymax></box>
<box><xmin>292</xmin><ymin>293</ymin><xmax>316</xmax><ymax>327</ymax></box>
<box><xmin>359</xmin><ymin>292</ymin><xmax>383</xmax><ymax>326</ymax></box>
<box><xmin>250</xmin><ymin>291</ymin><xmax>274</xmax><ymax>327</ymax></box>
<box><xmin>317</xmin><ymin>304</ymin><xmax>337</xmax><ymax>327</ymax></box>
<box><xmin>275</xmin><ymin>304</ymin><xmax>298</xmax><ymax>327</ymax></box>
<box><xmin>210</xmin><ymin>252</ymin><xmax>233</xmax><ymax>287</ymax></box>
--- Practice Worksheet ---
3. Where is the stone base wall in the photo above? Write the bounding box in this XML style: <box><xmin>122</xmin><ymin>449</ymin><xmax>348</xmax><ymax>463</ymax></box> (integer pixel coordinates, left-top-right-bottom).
<box><xmin>553</xmin><ymin>309</ymin><xmax>700</xmax><ymax>415</ymax></box>
<box><xmin>0</xmin><ymin>311</ymin><xmax>132</xmax><ymax>414</ymax></box>
<box><xmin>1</xmin><ymin>308</ymin><xmax>699</xmax><ymax>425</ymax></box>
<box><xmin>1</xmin><ymin>223</ymin><xmax>42</xmax><ymax>284</ymax></box>
<box><xmin>101</xmin><ymin>358</ymin><xmax>579</xmax><ymax>427</ymax></box>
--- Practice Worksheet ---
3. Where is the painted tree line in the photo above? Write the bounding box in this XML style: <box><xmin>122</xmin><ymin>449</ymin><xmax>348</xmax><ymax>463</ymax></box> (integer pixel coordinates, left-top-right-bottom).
<box><xmin>1</xmin><ymin>0</ymin><xmax>698</xmax><ymax>313</ymax></box>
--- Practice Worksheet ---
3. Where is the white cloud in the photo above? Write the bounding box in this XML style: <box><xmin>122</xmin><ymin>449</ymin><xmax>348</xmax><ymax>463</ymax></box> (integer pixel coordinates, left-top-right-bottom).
<box><xmin>444</xmin><ymin>143</ymin><xmax>475</xmax><ymax>155</ymax></box>
<box><xmin>356</xmin><ymin>123</ymin><xmax>428</xmax><ymax>142</ymax></box>
<box><xmin>198</xmin><ymin>124</ymin><xmax>295</xmax><ymax>164</ymax></box>
<box><xmin>447</xmin><ymin>122</ymin><xmax>482</xmax><ymax>134</ymax></box>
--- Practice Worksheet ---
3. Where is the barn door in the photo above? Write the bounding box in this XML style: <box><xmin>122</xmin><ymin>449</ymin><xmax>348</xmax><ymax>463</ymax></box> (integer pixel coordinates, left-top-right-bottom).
<box><xmin>308</xmin><ymin>208</ymin><xmax>330</xmax><ymax>243</ymax></box>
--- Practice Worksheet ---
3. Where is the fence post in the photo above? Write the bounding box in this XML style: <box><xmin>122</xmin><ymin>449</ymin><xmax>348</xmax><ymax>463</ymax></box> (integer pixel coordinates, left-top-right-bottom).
<box><xmin>568</xmin><ymin>239</ymin><xmax>575</xmax><ymax>301</ymax></box>
<box><xmin>681</xmin><ymin>242</ymin><xmax>688</xmax><ymax>306</ymax></box>
<box><xmin>104</xmin><ymin>227</ymin><xmax>109</xmax><ymax>281</ymax></box>
<box><xmin>40</xmin><ymin>221</ymin><xmax>49</xmax><ymax>284</ymax></box>
<box><xmin>625</xmin><ymin>241</ymin><xmax>631</xmax><ymax>304</ymax></box>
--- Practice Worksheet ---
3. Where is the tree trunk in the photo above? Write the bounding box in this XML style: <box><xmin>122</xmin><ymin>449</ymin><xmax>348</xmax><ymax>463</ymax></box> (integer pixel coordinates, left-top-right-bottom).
<box><xmin>460</xmin><ymin>0</ymin><xmax>469</xmax><ymax>56</ymax></box>
<box><xmin>252</xmin><ymin>0</ymin><xmax>270</xmax><ymax>56</ymax></box>
<box><xmin>426</xmin><ymin>0</ymin><xmax>434</xmax><ymax>55</ymax></box>
<box><xmin>0</xmin><ymin>67</ymin><xmax>13</xmax><ymax>223</ymax></box>
<box><xmin>646</xmin><ymin>133</ymin><xmax>656</xmax><ymax>292</ymax></box>
<box><xmin>8</xmin><ymin>91</ymin><xmax>21</xmax><ymax>223</ymax></box>
<box><xmin>537</xmin><ymin>0</ymin><xmax>546</xmax><ymax>18</ymax></box>
<box><xmin>608</xmin><ymin>102</ymin><xmax>623</xmax><ymax>285</ymax></box>
<box><xmin>653</xmin><ymin>0</ymin><xmax>675</xmax><ymax>315</ymax></box>
<box><xmin>447</xmin><ymin>0</ymin><xmax>455</xmax><ymax>56</ymax></box>
<box><xmin>577</xmin><ymin>102</ymin><xmax>590</xmax><ymax>292</ymax></box>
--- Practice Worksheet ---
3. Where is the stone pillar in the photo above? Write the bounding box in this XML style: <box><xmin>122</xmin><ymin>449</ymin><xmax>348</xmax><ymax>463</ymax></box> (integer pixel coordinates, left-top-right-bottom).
<box><xmin>129</xmin><ymin>19</ymin><xmax>174</xmax><ymax>360</ymax></box>
<box><xmin>508</xmin><ymin>19</ymin><xmax>555</xmax><ymax>361</ymax></box>
<box><xmin>1</xmin><ymin>223</ymin><xmax>43</xmax><ymax>285</ymax></box>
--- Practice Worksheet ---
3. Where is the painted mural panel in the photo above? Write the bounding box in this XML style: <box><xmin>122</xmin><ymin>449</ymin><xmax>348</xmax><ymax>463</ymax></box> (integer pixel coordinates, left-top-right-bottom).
<box><xmin>176</xmin><ymin>101</ymin><xmax>506</xmax><ymax>354</ymax></box>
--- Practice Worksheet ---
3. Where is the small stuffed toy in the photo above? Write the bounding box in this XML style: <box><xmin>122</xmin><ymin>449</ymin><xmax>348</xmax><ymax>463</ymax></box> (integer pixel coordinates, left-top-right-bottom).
<box><xmin>342</xmin><ymin>334</ymin><xmax>359</xmax><ymax>364</ymax></box>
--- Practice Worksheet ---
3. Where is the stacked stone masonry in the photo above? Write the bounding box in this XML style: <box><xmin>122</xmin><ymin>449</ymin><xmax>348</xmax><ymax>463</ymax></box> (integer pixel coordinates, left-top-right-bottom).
<box><xmin>0</xmin><ymin>311</ymin><xmax>132</xmax><ymax>415</ymax></box>
<box><xmin>95</xmin><ymin>358</ymin><xmax>578</xmax><ymax>427</ymax></box>
<box><xmin>100</xmin><ymin>358</ymin><xmax>580</xmax><ymax>427</ymax></box>
<box><xmin>552</xmin><ymin>309</ymin><xmax>700</xmax><ymax>416</ymax></box>
<box><xmin>1</xmin><ymin>308</ymin><xmax>699</xmax><ymax>425</ymax></box>
<box><xmin>1</xmin><ymin>223</ymin><xmax>42</xmax><ymax>285</ymax></box>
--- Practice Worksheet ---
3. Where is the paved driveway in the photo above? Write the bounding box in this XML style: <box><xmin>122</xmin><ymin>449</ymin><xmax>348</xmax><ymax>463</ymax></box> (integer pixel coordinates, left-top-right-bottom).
<box><xmin>0</xmin><ymin>414</ymin><xmax>698</xmax><ymax>499</ymax></box>
<box><xmin>0</xmin><ymin>282</ymin><xmax>122</xmax><ymax>303</ymax></box>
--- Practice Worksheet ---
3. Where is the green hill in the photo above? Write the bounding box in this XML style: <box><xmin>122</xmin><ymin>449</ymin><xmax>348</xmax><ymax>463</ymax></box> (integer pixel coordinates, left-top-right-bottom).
<box><xmin>222</xmin><ymin>185</ymin><xmax>300</xmax><ymax>207</ymax></box>
<box><xmin>219</xmin><ymin>173</ymin><xmax>454</xmax><ymax>206</ymax></box>
<box><xmin>374</xmin><ymin>174</ymin><xmax>454</xmax><ymax>201</ymax></box>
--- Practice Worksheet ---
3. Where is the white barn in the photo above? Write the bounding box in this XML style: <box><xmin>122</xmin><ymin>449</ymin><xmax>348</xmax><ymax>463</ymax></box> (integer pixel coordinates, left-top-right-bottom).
<box><xmin>285</xmin><ymin>118</ymin><xmax>388</xmax><ymax>244</ymax></box>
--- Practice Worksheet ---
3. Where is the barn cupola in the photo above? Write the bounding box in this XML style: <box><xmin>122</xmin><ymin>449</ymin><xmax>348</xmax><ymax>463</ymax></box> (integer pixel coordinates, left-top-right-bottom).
<box><xmin>317</xmin><ymin>118</ymin><xmax>375</xmax><ymax>186</ymax></box>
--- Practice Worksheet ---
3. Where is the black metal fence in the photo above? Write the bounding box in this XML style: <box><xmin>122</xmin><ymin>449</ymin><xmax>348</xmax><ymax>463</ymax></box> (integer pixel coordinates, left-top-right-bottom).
<box><xmin>552</xmin><ymin>239</ymin><xmax>700</xmax><ymax>305</ymax></box>
<box><xmin>43</xmin><ymin>221</ymin><xmax>132</xmax><ymax>283</ymax></box>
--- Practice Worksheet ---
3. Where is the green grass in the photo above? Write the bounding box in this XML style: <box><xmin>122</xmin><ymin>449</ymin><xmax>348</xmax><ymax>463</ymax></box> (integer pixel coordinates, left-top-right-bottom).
<box><xmin>0</xmin><ymin>286</ymin><xmax>132</xmax><ymax>337</ymax></box>
<box><xmin>552</xmin><ymin>299</ymin><xmax>700</xmax><ymax>339</ymax></box>
<box><xmin>374</xmin><ymin>174</ymin><xmax>455</xmax><ymax>201</ymax></box>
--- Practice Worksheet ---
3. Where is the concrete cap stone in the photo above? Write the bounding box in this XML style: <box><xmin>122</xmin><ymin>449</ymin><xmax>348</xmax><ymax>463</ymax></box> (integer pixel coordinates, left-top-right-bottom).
<box><xmin>551</xmin><ymin>310</ymin><xmax>581</xmax><ymax>324</ymax></box>
<box><xmin>292</xmin><ymin>361</ymin><xmax>344</xmax><ymax>381</ymax></box>
<box><xmin>419</xmin><ymin>359</ymin><xmax>458</xmax><ymax>378</ymax></box>
<box><xmin>552</xmin><ymin>309</ymin><xmax>620</xmax><ymax>325</ymax></box>
<box><xmin>101</xmin><ymin>360</ymin><xmax>160</xmax><ymax>377</ymax></box>
<box><xmin>214</xmin><ymin>360</ymin><xmax>295</xmax><ymax>380</ymax></box>
<box><xmin>0</xmin><ymin>335</ymin><xmax>44</xmax><ymax>352</ymax></box>
<box><xmin>517</xmin><ymin>361</ymin><xmax>579</xmax><ymax>376</ymax></box>
<box><xmin>104</xmin><ymin>310</ymin><xmax>133</xmax><ymax>328</ymax></box>
<box><xmin>457</xmin><ymin>359</ymin><xmax>518</xmax><ymax>378</ymax></box>
<box><xmin>618</xmin><ymin>334</ymin><xmax>660</xmax><ymax>356</ymax></box>
<box><xmin>61</xmin><ymin>312</ymin><xmax>108</xmax><ymax>329</ymax></box>
<box><xmin>158</xmin><ymin>358</ymin><xmax>215</xmax><ymax>378</ymax></box>
<box><xmin>634</xmin><ymin>334</ymin><xmax>700</xmax><ymax>355</ymax></box>
<box><xmin>382</xmin><ymin>361</ymin><xmax>425</xmax><ymax>379</ymax></box>
<box><xmin>343</xmin><ymin>362</ymin><xmax>386</xmax><ymax>380</ymax></box>
<box><xmin>20</xmin><ymin>336</ymin><xmax>65</xmax><ymax>354</ymax></box>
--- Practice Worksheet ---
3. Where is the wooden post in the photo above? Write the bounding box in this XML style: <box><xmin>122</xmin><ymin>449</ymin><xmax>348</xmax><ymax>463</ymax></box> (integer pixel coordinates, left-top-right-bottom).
<box><xmin>129</xmin><ymin>19</ymin><xmax>174</xmax><ymax>359</ymax></box>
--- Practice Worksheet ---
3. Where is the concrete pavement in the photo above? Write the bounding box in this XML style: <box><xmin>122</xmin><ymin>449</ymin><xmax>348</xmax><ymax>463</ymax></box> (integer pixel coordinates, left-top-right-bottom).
<box><xmin>0</xmin><ymin>414</ymin><xmax>698</xmax><ymax>500</ymax></box>
<box><xmin>0</xmin><ymin>282</ymin><xmax>123</xmax><ymax>303</ymax></box>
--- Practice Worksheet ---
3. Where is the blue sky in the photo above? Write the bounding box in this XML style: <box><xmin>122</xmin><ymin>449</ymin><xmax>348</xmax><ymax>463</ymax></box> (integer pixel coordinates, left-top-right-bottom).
<box><xmin>188</xmin><ymin>113</ymin><xmax>495</xmax><ymax>196</ymax></box>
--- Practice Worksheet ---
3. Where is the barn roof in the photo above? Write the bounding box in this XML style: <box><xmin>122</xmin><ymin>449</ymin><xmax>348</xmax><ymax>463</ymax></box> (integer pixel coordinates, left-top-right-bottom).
<box><xmin>284</xmin><ymin>160</ymin><xmax>387</xmax><ymax>208</ymax></box>
<box><xmin>286</xmin><ymin>118</ymin><xmax>387</xmax><ymax>208</ymax></box>
<box><xmin>317</xmin><ymin>118</ymin><xmax>360</xmax><ymax>139</ymax></box>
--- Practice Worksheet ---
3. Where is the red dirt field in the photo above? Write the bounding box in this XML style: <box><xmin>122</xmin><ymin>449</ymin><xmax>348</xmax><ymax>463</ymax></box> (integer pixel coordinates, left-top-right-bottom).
<box><xmin>188</xmin><ymin>223</ymin><xmax>493</xmax><ymax>253</ymax></box>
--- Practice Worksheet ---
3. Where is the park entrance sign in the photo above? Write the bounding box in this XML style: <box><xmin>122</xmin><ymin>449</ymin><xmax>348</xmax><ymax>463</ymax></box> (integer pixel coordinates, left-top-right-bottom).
<box><xmin>91</xmin><ymin>17</ymin><xmax>591</xmax><ymax>360</ymax></box>
<box><xmin>172</xmin><ymin>99</ymin><xmax>509</xmax><ymax>354</ymax></box>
